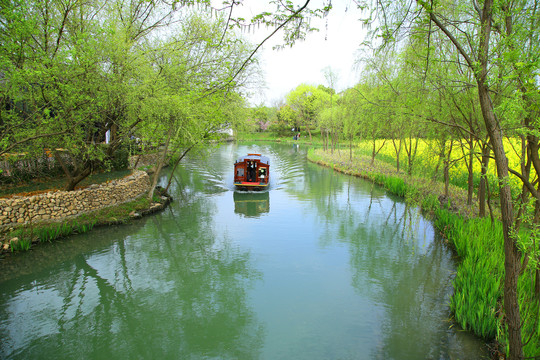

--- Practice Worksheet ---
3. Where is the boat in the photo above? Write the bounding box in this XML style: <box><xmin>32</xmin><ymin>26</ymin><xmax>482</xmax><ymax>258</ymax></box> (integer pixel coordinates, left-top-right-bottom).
<box><xmin>234</xmin><ymin>153</ymin><xmax>270</xmax><ymax>190</ymax></box>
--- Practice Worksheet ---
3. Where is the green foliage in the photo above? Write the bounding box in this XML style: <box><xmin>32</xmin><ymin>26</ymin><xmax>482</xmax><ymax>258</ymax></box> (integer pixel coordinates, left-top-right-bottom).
<box><xmin>248</xmin><ymin>105</ymin><xmax>276</xmax><ymax>132</ymax></box>
<box><xmin>420</xmin><ymin>194</ymin><xmax>439</xmax><ymax>213</ymax></box>
<box><xmin>1</xmin><ymin>0</ymin><xmax>258</xmax><ymax>190</ymax></box>
<box><xmin>274</xmin><ymin>104</ymin><xmax>299</xmax><ymax>135</ymax></box>
<box><xmin>0</xmin><ymin>153</ymin><xmax>65</xmax><ymax>186</ymax></box>
<box><xmin>108</xmin><ymin>143</ymin><xmax>130</xmax><ymax>171</ymax></box>
<box><xmin>286</xmin><ymin>84</ymin><xmax>330</xmax><ymax>136</ymax></box>
<box><xmin>383</xmin><ymin>175</ymin><xmax>408</xmax><ymax>196</ymax></box>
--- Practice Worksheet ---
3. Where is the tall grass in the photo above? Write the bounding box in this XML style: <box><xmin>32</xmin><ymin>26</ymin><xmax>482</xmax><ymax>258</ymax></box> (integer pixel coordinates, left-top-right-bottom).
<box><xmin>7</xmin><ymin>219</ymin><xmax>97</xmax><ymax>252</ymax></box>
<box><xmin>369</xmin><ymin>173</ymin><xmax>408</xmax><ymax>197</ymax></box>
<box><xmin>9</xmin><ymin>237</ymin><xmax>31</xmax><ymax>251</ymax></box>
<box><xmin>434</xmin><ymin>210</ymin><xmax>503</xmax><ymax>339</ymax></box>
<box><xmin>434</xmin><ymin>209</ymin><xmax>539</xmax><ymax>356</ymax></box>
<box><xmin>35</xmin><ymin>221</ymin><xmax>96</xmax><ymax>242</ymax></box>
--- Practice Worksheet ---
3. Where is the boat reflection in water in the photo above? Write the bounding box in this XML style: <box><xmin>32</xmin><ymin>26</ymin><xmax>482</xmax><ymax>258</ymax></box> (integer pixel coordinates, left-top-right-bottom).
<box><xmin>233</xmin><ymin>191</ymin><xmax>270</xmax><ymax>218</ymax></box>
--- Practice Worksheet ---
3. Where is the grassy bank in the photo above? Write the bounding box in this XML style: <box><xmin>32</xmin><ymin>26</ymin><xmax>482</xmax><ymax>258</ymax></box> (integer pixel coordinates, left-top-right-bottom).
<box><xmin>307</xmin><ymin>147</ymin><xmax>539</xmax><ymax>358</ymax></box>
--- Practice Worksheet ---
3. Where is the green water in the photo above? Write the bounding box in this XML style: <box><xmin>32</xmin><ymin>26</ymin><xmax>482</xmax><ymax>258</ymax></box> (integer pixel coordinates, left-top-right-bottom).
<box><xmin>0</xmin><ymin>143</ymin><xmax>488</xmax><ymax>359</ymax></box>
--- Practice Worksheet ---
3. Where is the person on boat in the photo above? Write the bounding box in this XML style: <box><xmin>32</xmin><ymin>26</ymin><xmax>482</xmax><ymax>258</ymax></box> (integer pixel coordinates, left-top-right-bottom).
<box><xmin>247</xmin><ymin>161</ymin><xmax>256</xmax><ymax>182</ymax></box>
<box><xmin>250</xmin><ymin>161</ymin><xmax>257</xmax><ymax>181</ymax></box>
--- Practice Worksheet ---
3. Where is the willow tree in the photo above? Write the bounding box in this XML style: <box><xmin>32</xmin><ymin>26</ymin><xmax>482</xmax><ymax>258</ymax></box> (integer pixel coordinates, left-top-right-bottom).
<box><xmin>123</xmin><ymin>10</ymin><xmax>257</xmax><ymax>200</ymax></box>
<box><xmin>286</xmin><ymin>84</ymin><xmax>330</xmax><ymax>143</ymax></box>
<box><xmin>0</xmin><ymin>0</ymin><xmax>113</xmax><ymax>187</ymax></box>
<box><xmin>0</xmin><ymin>0</ymin><xmax>183</xmax><ymax>190</ymax></box>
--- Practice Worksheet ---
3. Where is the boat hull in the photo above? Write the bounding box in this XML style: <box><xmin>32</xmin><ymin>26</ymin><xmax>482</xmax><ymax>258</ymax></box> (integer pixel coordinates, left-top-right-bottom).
<box><xmin>234</xmin><ymin>181</ymin><xmax>269</xmax><ymax>191</ymax></box>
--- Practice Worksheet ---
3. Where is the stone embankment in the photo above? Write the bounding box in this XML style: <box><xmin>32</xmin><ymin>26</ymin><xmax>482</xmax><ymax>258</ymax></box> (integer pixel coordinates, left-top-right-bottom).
<box><xmin>0</xmin><ymin>170</ymin><xmax>150</xmax><ymax>230</ymax></box>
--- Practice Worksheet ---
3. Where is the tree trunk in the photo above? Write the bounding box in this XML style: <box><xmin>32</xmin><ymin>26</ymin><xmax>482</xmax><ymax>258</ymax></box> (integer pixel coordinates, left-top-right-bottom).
<box><xmin>54</xmin><ymin>151</ymin><xmax>93</xmax><ymax>191</ymax></box>
<box><xmin>534</xmin><ymin>192</ymin><xmax>540</xmax><ymax>299</ymax></box>
<box><xmin>306</xmin><ymin>126</ymin><xmax>312</xmax><ymax>143</ymax></box>
<box><xmin>164</xmin><ymin>144</ymin><xmax>196</xmax><ymax>193</ymax></box>
<box><xmin>467</xmin><ymin>135</ymin><xmax>474</xmax><ymax>205</ymax></box>
<box><xmin>373</xmin><ymin>139</ymin><xmax>380</xmax><ymax>165</ymax></box>
<box><xmin>65</xmin><ymin>166</ymin><xmax>92</xmax><ymax>191</ymax></box>
<box><xmin>514</xmin><ymin>137</ymin><xmax>532</xmax><ymax>230</ymax></box>
<box><xmin>148</xmin><ymin>126</ymin><xmax>173</xmax><ymax>202</ymax></box>
<box><xmin>327</xmin><ymin>130</ymin><xmax>331</xmax><ymax>152</ymax></box>
<box><xmin>476</xmin><ymin>0</ymin><xmax>522</xmax><ymax>356</ymax></box>
<box><xmin>478</xmin><ymin>82</ymin><xmax>523</xmax><ymax>360</ymax></box>
<box><xmin>349</xmin><ymin>136</ymin><xmax>353</xmax><ymax>162</ymax></box>
<box><xmin>370</xmin><ymin>138</ymin><xmax>387</xmax><ymax>165</ymax></box>
<box><xmin>478</xmin><ymin>143</ymin><xmax>490</xmax><ymax>218</ymax></box>
<box><xmin>443</xmin><ymin>141</ymin><xmax>452</xmax><ymax>198</ymax></box>
<box><xmin>443</xmin><ymin>162</ymin><xmax>450</xmax><ymax>197</ymax></box>
<box><xmin>392</xmin><ymin>138</ymin><xmax>402</xmax><ymax>172</ymax></box>
<box><xmin>405</xmin><ymin>137</ymin><xmax>418</xmax><ymax>176</ymax></box>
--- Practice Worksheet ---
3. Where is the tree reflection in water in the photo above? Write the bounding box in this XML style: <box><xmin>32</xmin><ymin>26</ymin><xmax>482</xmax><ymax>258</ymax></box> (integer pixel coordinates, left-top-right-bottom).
<box><xmin>0</xmin><ymin>195</ymin><xmax>263</xmax><ymax>360</ymax></box>
<box><xmin>309</xmin><ymin>175</ymin><xmax>483</xmax><ymax>359</ymax></box>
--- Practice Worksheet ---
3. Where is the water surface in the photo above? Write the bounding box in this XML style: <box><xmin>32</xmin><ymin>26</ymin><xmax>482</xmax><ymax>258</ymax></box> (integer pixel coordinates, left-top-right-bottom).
<box><xmin>0</xmin><ymin>142</ymin><xmax>488</xmax><ymax>359</ymax></box>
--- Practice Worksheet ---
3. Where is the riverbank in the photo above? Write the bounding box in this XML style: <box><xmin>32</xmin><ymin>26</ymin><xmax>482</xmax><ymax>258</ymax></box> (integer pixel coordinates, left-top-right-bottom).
<box><xmin>1</xmin><ymin>153</ymin><xmax>172</xmax><ymax>254</ymax></box>
<box><xmin>1</xmin><ymin>185</ymin><xmax>172</xmax><ymax>253</ymax></box>
<box><xmin>307</xmin><ymin>148</ymin><xmax>539</xmax><ymax>359</ymax></box>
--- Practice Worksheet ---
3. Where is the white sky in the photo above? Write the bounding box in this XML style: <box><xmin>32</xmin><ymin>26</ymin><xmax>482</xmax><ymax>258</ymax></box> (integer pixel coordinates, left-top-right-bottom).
<box><xmin>234</xmin><ymin>1</ymin><xmax>369</xmax><ymax>106</ymax></box>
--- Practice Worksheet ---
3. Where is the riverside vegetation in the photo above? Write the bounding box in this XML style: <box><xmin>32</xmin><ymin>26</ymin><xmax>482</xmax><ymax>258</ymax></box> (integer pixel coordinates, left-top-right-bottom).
<box><xmin>305</xmin><ymin>144</ymin><xmax>539</xmax><ymax>358</ymax></box>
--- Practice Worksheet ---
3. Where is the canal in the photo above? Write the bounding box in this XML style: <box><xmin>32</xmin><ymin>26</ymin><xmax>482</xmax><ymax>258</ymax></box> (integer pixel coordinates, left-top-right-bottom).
<box><xmin>0</xmin><ymin>142</ymin><xmax>488</xmax><ymax>359</ymax></box>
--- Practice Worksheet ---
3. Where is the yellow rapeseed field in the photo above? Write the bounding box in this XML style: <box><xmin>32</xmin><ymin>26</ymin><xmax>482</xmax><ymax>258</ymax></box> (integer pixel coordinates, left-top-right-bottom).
<box><xmin>355</xmin><ymin>138</ymin><xmax>525</xmax><ymax>196</ymax></box>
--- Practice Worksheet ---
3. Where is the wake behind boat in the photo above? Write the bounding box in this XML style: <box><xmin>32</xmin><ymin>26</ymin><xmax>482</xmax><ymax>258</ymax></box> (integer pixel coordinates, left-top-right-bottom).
<box><xmin>234</xmin><ymin>153</ymin><xmax>270</xmax><ymax>190</ymax></box>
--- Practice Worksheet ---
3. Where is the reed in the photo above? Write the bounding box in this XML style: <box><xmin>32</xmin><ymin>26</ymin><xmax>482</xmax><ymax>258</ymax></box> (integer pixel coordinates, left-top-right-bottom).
<box><xmin>383</xmin><ymin>176</ymin><xmax>407</xmax><ymax>197</ymax></box>
<box><xmin>5</xmin><ymin>218</ymin><xmax>99</xmax><ymax>252</ymax></box>
<box><xmin>9</xmin><ymin>237</ymin><xmax>31</xmax><ymax>251</ymax></box>
<box><xmin>434</xmin><ymin>209</ymin><xmax>539</xmax><ymax>355</ymax></box>
<box><xmin>434</xmin><ymin>210</ymin><xmax>503</xmax><ymax>338</ymax></box>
